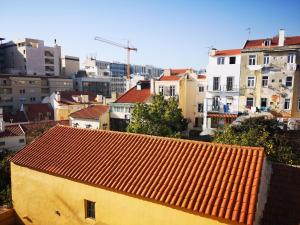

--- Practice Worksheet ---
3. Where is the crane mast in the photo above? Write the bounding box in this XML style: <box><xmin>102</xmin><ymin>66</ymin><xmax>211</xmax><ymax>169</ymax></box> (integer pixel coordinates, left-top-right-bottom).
<box><xmin>94</xmin><ymin>36</ymin><xmax>137</xmax><ymax>79</ymax></box>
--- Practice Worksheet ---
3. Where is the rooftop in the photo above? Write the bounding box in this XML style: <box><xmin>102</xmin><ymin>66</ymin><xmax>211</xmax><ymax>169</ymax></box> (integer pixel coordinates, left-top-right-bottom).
<box><xmin>0</xmin><ymin>124</ymin><xmax>24</xmax><ymax>138</ymax></box>
<box><xmin>115</xmin><ymin>81</ymin><xmax>151</xmax><ymax>104</ymax></box>
<box><xmin>57</xmin><ymin>91</ymin><xmax>98</xmax><ymax>105</ymax></box>
<box><xmin>243</xmin><ymin>36</ymin><xmax>300</xmax><ymax>49</ymax></box>
<box><xmin>23</xmin><ymin>103</ymin><xmax>53</xmax><ymax>122</ymax></box>
<box><xmin>12</xmin><ymin>125</ymin><xmax>265</xmax><ymax>225</ymax></box>
<box><xmin>215</xmin><ymin>49</ymin><xmax>241</xmax><ymax>56</ymax></box>
<box><xmin>69</xmin><ymin>105</ymin><xmax>109</xmax><ymax>120</ymax></box>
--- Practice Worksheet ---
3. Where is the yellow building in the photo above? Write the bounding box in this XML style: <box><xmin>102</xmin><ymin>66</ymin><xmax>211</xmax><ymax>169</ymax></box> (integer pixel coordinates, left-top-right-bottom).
<box><xmin>11</xmin><ymin>125</ymin><xmax>270</xmax><ymax>225</ymax></box>
<box><xmin>154</xmin><ymin>69</ymin><xmax>207</xmax><ymax>133</ymax></box>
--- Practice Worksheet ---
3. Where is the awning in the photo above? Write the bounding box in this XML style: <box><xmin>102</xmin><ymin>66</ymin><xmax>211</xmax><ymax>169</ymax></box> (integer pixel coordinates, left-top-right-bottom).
<box><xmin>207</xmin><ymin>113</ymin><xmax>238</xmax><ymax>118</ymax></box>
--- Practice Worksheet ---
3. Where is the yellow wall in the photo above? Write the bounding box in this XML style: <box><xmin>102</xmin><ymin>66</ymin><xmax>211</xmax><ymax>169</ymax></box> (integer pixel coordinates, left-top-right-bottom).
<box><xmin>99</xmin><ymin>111</ymin><xmax>110</xmax><ymax>130</ymax></box>
<box><xmin>11</xmin><ymin>163</ymin><xmax>230</xmax><ymax>225</ymax></box>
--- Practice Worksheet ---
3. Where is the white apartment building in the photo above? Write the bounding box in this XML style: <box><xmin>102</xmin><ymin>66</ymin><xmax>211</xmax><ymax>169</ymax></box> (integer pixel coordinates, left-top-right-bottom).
<box><xmin>1</xmin><ymin>38</ymin><xmax>61</xmax><ymax>76</ymax></box>
<box><xmin>84</xmin><ymin>57</ymin><xmax>110</xmax><ymax>77</ymax></box>
<box><xmin>203</xmin><ymin>49</ymin><xmax>241</xmax><ymax>133</ymax></box>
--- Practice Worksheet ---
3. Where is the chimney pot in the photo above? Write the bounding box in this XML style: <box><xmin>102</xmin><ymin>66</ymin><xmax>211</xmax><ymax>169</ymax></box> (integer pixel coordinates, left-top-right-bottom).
<box><xmin>278</xmin><ymin>29</ymin><xmax>285</xmax><ymax>46</ymax></box>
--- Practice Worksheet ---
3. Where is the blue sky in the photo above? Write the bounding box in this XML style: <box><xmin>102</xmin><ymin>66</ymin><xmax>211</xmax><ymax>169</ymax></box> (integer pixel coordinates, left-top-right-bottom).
<box><xmin>1</xmin><ymin>0</ymin><xmax>300</xmax><ymax>69</ymax></box>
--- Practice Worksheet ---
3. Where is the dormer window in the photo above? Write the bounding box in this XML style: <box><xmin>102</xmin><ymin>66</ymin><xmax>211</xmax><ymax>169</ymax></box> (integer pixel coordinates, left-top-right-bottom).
<box><xmin>263</xmin><ymin>39</ymin><xmax>271</xmax><ymax>46</ymax></box>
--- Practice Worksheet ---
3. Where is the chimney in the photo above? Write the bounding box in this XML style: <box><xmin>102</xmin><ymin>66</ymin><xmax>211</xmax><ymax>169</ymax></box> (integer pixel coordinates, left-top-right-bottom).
<box><xmin>150</xmin><ymin>78</ymin><xmax>155</xmax><ymax>95</ymax></box>
<box><xmin>55</xmin><ymin>91</ymin><xmax>61</xmax><ymax>102</ymax></box>
<box><xmin>164</xmin><ymin>69</ymin><xmax>171</xmax><ymax>76</ymax></box>
<box><xmin>0</xmin><ymin>107</ymin><xmax>5</xmax><ymax>133</ymax></box>
<box><xmin>278</xmin><ymin>29</ymin><xmax>285</xmax><ymax>47</ymax></box>
<box><xmin>136</xmin><ymin>82</ymin><xmax>142</xmax><ymax>91</ymax></box>
<box><xmin>210</xmin><ymin>48</ymin><xmax>217</xmax><ymax>56</ymax></box>
<box><xmin>96</xmin><ymin>95</ymin><xmax>103</xmax><ymax>103</ymax></box>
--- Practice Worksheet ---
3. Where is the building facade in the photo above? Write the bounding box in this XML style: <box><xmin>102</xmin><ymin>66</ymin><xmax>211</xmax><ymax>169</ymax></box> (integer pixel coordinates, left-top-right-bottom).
<box><xmin>239</xmin><ymin>29</ymin><xmax>300</xmax><ymax>127</ymax></box>
<box><xmin>203</xmin><ymin>49</ymin><xmax>241</xmax><ymax>133</ymax></box>
<box><xmin>0</xmin><ymin>74</ymin><xmax>73</xmax><ymax>112</ymax></box>
<box><xmin>74</xmin><ymin>77</ymin><xmax>111</xmax><ymax>98</ymax></box>
<box><xmin>83</xmin><ymin>58</ymin><xmax>110</xmax><ymax>77</ymax></box>
<box><xmin>61</xmin><ymin>55</ymin><xmax>80</xmax><ymax>77</ymax></box>
<box><xmin>0</xmin><ymin>38</ymin><xmax>61</xmax><ymax>76</ymax></box>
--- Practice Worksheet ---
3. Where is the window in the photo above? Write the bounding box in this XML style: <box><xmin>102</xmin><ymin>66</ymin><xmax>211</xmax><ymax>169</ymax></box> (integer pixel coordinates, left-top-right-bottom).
<box><xmin>262</xmin><ymin>76</ymin><xmax>268</xmax><ymax>87</ymax></box>
<box><xmin>226</xmin><ymin>77</ymin><xmax>234</xmax><ymax>91</ymax></box>
<box><xmin>246</xmin><ymin>98</ymin><xmax>254</xmax><ymax>108</ymax></box>
<box><xmin>286</xmin><ymin>77</ymin><xmax>293</xmax><ymax>87</ymax></box>
<box><xmin>217</xmin><ymin>57</ymin><xmax>225</xmax><ymax>65</ymax></box>
<box><xmin>0</xmin><ymin>141</ymin><xmax>5</xmax><ymax>146</ymax></box>
<box><xmin>264</xmin><ymin>54</ymin><xmax>270</xmax><ymax>65</ymax></box>
<box><xmin>229</xmin><ymin>57</ymin><xmax>236</xmax><ymax>64</ymax></box>
<box><xmin>264</xmin><ymin>40</ymin><xmax>271</xmax><ymax>46</ymax></box>
<box><xmin>19</xmin><ymin>139</ymin><xmax>25</xmax><ymax>143</ymax></box>
<box><xmin>213</xmin><ymin>77</ymin><xmax>220</xmax><ymax>91</ymax></box>
<box><xmin>198</xmin><ymin>103</ymin><xmax>203</xmax><ymax>113</ymax></box>
<box><xmin>159</xmin><ymin>85</ymin><xmax>164</xmax><ymax>95</ymax></box>
<box><xmin>249</xmin><ymin>55</ymin><xmax>256</xmax><ymax>65</ymax></box>
<box><xmin>86</xmin><ymin>124</ymin><xmax>92</xmax><ymax>128</ymax></box>
<box><xmin>30</xmin><ymin>97</ymin><xmax>36</xmax><ymax>102</ymax></box>
<box><xmin>287</xmin><ymin>53</ymin><xmax>295</xmax><ymax>63</ymax></box>
<box><xmin>170</xmin><ymin>85</ymin><xmax>175</xmax><ymax>96</ymax></box>
<box><xmin>284</xmin><ymin>99</ymin><xmax>290</xmax><ymax>110</ymax></box>
<box><xmin>298</xmin><ymin>98</ymin><xmax>300</xmax><ymax>111</ymax></box>
<box><xmin>85</xmin><ymin>200</ymin><xmax>95</xmax><ymax>219</ymax></box>
<box><xmin>198</xmin><ymin>86</ymin><xmax>204</xmax><ymax>92</ymax></box>
<box><xmin>247</xmin><ymin>77</ymin><xmax>255</xmax><ymax>88</ymax></box>
<box><xmin>19</xmin><ymin>89</ymin><xmax>25</xmax><ymax>94</ymax></box>
<box><xmin>261</xmin><ymin>98</ymin><xmax>267</xmax><ymax>108</ymax></box>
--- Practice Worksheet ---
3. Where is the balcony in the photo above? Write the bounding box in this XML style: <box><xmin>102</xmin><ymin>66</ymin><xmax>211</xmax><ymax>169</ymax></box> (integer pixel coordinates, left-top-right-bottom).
<box><xmin>207</xmin><ymin>85</ymin><xmax>239</xmax><ymax>92</ymax></box>
<box><xmin>44</xmin><ymin>51</ymin><xmax>54</xmax><ymax>57</ymax></box>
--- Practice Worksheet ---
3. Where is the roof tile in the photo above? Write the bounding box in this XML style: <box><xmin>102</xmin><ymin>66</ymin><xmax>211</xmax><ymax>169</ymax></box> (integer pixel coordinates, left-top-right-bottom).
<box><xmin>11</xmin><ymin>125</ymin><xmax>265</xmax><ymax>225</ymax></box>
<box><xmin>69</xmin><ymin>105</ymin><xmax>109</xmax><ymax>120</ymax></box>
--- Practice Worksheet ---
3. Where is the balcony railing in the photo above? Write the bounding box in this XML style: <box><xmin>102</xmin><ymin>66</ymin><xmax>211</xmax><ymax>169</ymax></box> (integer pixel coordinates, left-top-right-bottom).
<box><xmin>207</xmin><ymin>85</ymin><xmax>239</xmax><ymax>92</ymax></box>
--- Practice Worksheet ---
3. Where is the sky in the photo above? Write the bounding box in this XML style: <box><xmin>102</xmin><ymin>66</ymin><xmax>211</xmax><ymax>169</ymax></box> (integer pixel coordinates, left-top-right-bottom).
<box><xmin>1</xmin><ymin>0</ymin><xmax>300</xmax><ymax>69</ymax></box>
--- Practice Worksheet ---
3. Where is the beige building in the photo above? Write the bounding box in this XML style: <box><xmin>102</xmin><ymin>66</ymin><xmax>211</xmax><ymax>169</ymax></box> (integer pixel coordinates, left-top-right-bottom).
<box><xmin>239</xmin><ymin>29</ymin><xmax>300</xmax><ymax>128</ymax></box>
<box><xmin>0</xmin><ymin>74</ymin><xmax>73</xmax><ymax>112</ymax></box>
<box><xmin>61</xmin><ymin>55</ymin><xmax>80</xmax><ymax>77</ymax></box>
<box><xmin>153</xmin><ymin>69</ymin><xmax>207</xmax><ymax>133</ymax></box>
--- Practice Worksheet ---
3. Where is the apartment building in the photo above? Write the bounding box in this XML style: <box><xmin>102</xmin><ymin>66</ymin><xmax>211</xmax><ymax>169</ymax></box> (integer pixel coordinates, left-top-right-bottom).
<box><xmin>61</xmin><ymin>55</ymin><xmax>80</xmax><ymax>77</ymax></box>
<box><xmin>0</xmin><ymin>38</ymin><xmax>61</xmax><ymax>76</ymax></box>
<box><xmin>74</xmin><ymin>76</ymin><xmax>111</xmax><ymax>98</ymax></box>
<box><xmin>130</xmin><ymin>64</ymin><xmax>163</xmax><ymax>78</ymax></box>
<box><xmin>154</xmin><ymin>69</ymin><xmax>206</xmax><ymax>131</ymax></box>
<box><xmin>0</xmin><ymin>74</ymin><xmax>73</xmax><ymax>112</ymax></box>
<box><xmin>203</xmin><ymin>49</ymin><xmax>241</xmax><ymax>133</ymax></box>
<box><xmin>84</xmin><ymin>58</ymin><xmax>110</xmax><ymax>77</ymax></box>
<box><xmin>109</xmin><ymin>80</ymin><xmax>151</xmax><ymax>131</ymax></box>
<box><xmin>239</xmin><ymin>29</ymin><xmax>300</xmax><ymax>127</ymax></box>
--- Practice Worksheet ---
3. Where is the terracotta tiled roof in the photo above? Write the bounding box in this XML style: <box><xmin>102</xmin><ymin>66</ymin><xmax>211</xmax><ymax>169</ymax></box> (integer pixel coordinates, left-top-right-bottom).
<box><xmin>20</xmin><ymin>120</ymin><xmax>69</xmax><ymax>133</ymax></box>
<box><xmin>12</xmin><ymin>125</ymin><xmax>265</xmax><ymax>225</ymax></box>
<box><xmin>215</xmin><ymin>49</ymin><xmax>241</xmax><ymax>56</ymax></box>
<box><xmin>159</xmin><ymin>75</ymin><xmax>181</xmax><ymax>81</ymax></box>
<box><xmin>170</xmin><ymin>69</ymin><xmax>189</xmax><ymax>75</ymax></box>
<box><xmin>69</xmin><ymin>105</ymin><xmax>109</xmax><ymax>120</ymax></box>
<box><xmin>58</xmin><ymin>91</ymin><xmax>98</xmax><ymax>105</ymax></box>
<box><xmin>24</xmin><ymin>103</ymin><xmax>53</xmax><ymax>121</ymax></box>
<box><xmin>115</xmin><ymin>81</ymin><xmax>151</xmax><ymax>103</ymax></box>
<box><xmin>197</xmin><ymin>74</ymin><xmax>206</xmax><ymax>79</ymax></box>
<box><xmin>243</xmin><ymin>36</ymin><xmax>300</xmax><ymax>49</ymax></box>
<box><xmin>261</xmin><ymin>163</ymin><xmax>300</xmax><ymax>225</ymax></box>
<box><xmin>0</xmin><ymin>125</ymin><xmax>24</xmax><ymax>138</ymax></box>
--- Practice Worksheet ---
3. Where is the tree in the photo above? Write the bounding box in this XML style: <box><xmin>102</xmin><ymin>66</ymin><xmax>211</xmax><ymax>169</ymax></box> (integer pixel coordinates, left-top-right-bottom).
<box><xmin>0</xmin><ymin>149</ymin><xmax>13</xmax><ymax>206</ymax></box>
<box><xmin>127</xmin><ymin>95</ymin><xmax>187</xmax><ymax>137</ymax></box>
<box><xmin>213</xmin><ymin>117</ymin><xmax>298</xmax><ymax>165</ymax></box>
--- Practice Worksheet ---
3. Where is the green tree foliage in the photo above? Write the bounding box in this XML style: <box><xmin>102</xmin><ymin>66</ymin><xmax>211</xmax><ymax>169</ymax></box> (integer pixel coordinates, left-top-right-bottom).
<box><xmin>214</xmin><ymin>117</ymin><xmax>298</xmax><ymax>165</ymax></box>
<box><xmin>127</xmin><ymin>95</ymin><xmax>187</xmax><ymax>137</ymax></box>
<box><xmin>0</xmin><ymin>149</ymin><xmax>13</xmax><ymax>206</ymax></box>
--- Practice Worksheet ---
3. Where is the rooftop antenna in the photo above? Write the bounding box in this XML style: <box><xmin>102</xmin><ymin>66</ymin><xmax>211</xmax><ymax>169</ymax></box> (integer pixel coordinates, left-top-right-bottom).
<box><xmin>205</xmin><ymin>45</ymin><xmax>214</xmax><ymax>55</ymax></box>
<box><xmin>246</xmin><ymin>27</ymin><xmax>251</xmax><ymax>40</ymax></box>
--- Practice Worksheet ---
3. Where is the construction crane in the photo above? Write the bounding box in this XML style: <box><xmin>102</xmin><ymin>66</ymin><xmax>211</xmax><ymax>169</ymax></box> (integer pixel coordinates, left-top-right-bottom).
<box><xmin>94</xmin><ymin>36</ymin><xmax>137</xmax><ymax>79</ymax></box>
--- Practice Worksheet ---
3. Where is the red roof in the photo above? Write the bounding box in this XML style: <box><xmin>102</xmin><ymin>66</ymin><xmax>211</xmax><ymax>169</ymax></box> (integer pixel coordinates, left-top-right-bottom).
<box><xmin>243</xmin><ymin>36</ymin><xmax>300</xmax><ymax>49</ymax></box>
<box><xmin>58</xmin><ymin>91</ymin><xmax>98</xmax><ymax>105</ymax></box>
<box><xmin>0</xmin><ymin>125</ymin><xmax>24</xmax><ymax>138</ymax></box>
<box><xmin>208</xmin><ymin>113</ymin><xmax>238</xmax><ymax>118</ymax></box>
<box><xmin>197</xmin><ymin>74</ymin><xmax>206</xmax><ymax>79</ymax></box>
<box><xmin>159</xmin><ymin>69</ymin><xmax>189</xmax><ymax>81</ymax></box>
<box><xmin>24</xmin><ymin>103</ymin><xmax>53</xmax><ymax>121</ymax></box>
<box><xmin>215</xmin><ymin>49</ymin><xmax>241</xmax><ymax>56</ymax></box>
<box><xmin>170</xmin><ymin>69</ymin><xmax>189</xmax><ymax>75</ymax></box>
<box><xmin>69</xmin><ymin>105</ymin><xmax>109</xmax><ymax>120</ymax></box>
<box><xmin>12</xmin><ymin>125</ymin><xmax>265</xmax><ymax>225</ymax></box>
<box><xmin>115</xmin><ymin>82</ymin><xmax>151</xmax><ymax>103</ymax></box>
<box><xmin>159</xmin><ymin>75</ymin><xmax>181</xmax><ymax>81</ymax></box>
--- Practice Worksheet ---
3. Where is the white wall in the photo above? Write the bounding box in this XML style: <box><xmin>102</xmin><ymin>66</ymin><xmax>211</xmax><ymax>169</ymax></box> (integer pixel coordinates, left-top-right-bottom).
<box><xmin>0</xmin><ymin>135</ymin><xmax>26</xmax><ymax>151</ymax></box>
<box><xmin>69</xmin><ymin>117</ymin><xmax>100</xmax><ymax>129</ymax></box>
